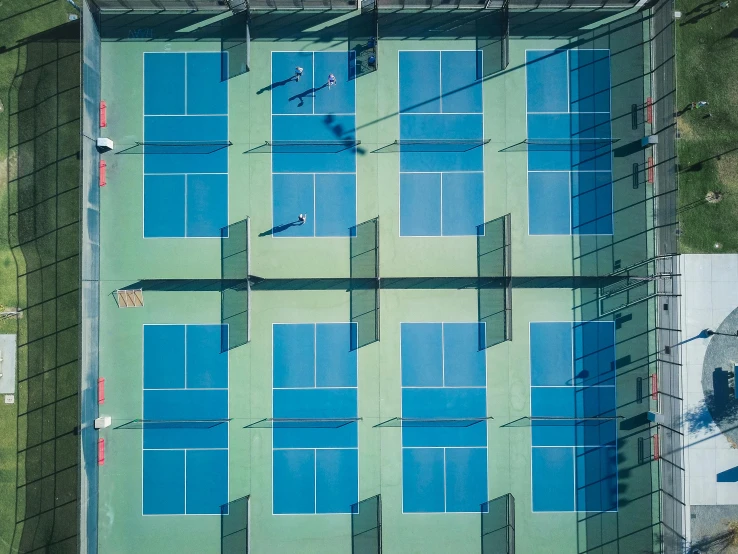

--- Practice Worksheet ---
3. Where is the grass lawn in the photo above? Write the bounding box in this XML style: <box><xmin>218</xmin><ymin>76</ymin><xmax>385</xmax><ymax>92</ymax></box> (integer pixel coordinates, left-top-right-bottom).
<box><xmin>676</xmin><ymin>0</ymin><xmax>738</xmax><ymax>252</ymax></box>
<box><xmin>0</xmin><ymin>1</ymin><xmax>74</xmax><ymax>551</ymax></box>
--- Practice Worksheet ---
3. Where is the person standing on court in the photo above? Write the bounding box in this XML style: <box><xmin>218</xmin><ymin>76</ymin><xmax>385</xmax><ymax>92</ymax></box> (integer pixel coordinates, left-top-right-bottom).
<box><xmin>298</xmin><ymin>214</ymin><xmax>307</xmax><ymax>224</ymax></box>
<box><xmin>295</xmin><ymin>67</ymin><xmax>304</xmax><ymax>82</ymax></box>
<box><xmin>327</xmin><ymin>73</ymin><xmax>337</xmax><ymax>88</ymax></box>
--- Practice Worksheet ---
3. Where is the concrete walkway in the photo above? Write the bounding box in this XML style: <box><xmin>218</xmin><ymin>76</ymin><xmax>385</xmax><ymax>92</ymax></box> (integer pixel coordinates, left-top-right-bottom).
<box><xmin>0</xmin><ymin>333</ymin><xmax>16</xmax><ymax>397</ymax></box>
<box><xmin>681</xmin><ymin>255</ymin><xmax>738</xmax><ymax>541</ymax></box>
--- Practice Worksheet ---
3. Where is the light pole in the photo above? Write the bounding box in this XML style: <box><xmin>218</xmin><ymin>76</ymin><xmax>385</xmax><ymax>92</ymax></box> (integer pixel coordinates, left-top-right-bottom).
<box><xmin>663</xmin><ymin>328</ymin><xmax>736</xmax><ymax>354</ymax></box>
<box><xmin>704</xmin><ymin>329</ymin><xmax>738</xmax><ymax>338</ymax></box>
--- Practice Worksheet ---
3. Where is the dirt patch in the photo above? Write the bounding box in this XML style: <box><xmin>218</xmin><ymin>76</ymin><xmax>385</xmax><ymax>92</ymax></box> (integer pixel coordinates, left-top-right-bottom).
<box><xmin>717</xmin><ymin>151</ymin><xmax>738</xmax><ymax>190</ymax></box>
<box><xmin>679</xmin><ymin>117</ymin><xmax>697</xmax><ymax>140</ymax></box>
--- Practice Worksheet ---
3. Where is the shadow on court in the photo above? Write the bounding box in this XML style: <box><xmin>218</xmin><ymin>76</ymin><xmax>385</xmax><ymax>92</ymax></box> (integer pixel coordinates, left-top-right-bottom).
<box><xmin>257</xmin><ymin>75</ymin><xmax>296</xmax><ymax>95</ymax></box>
<box><xmin>289</xmin><ymin>84</ymin><xmax>327</xmax><ymax>107</ymax></box>
<box><xmin>259</xmin><ymin>219</ymin><xmax>306</xmax><ymax>236</ymax></box>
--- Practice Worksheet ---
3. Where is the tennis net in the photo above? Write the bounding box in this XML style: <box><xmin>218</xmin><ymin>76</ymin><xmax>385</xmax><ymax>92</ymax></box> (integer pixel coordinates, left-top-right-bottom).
<box><xmin>115</xmin><ymin>419</ymin><xmax>231</xmax><ymax>430</ymax></box>
<box><xmin>374</xmin><ymin>416</ymin><xmax>493</xmax><ymax>428</ymax></box>
<box><xmin>524</xmin><ymin>138</ymin><xmax>619</xmax><ymax>151</ymax></box>
<box><xmin>244</xmin><ymin>417</ymin><xmax>361</xmax><ymax>429</ymax></box>
<box><xmin>374</xmin><ymin>139</ymin><xmax>490</xmax><ymax>153</ymax></box>
<box><xmin>117</xmin><ymin>141</ymin><xmax>232</xmax><ymax>155</ymax></box>
<box><xmin>501</xmin><ymin>416</ymin><xmax>622</xmax><ymax>427</ymax></box>
<box><xmin>248</xmin><ymin>140</ymin><xmax>360</xmax><ymax>153</ymax></box>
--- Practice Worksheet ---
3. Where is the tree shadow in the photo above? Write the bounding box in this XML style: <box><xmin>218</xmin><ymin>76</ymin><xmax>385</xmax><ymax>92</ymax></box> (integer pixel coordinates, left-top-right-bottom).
<box><xmin>683</xmin><ymin>369</ymin><xmax>738</xmax><ymax>436</ymax></box>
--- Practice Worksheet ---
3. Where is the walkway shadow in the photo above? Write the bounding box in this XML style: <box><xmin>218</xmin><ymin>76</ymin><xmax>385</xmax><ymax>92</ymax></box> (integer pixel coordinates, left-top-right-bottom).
<box><xmin>259</xmin><ymin>220</ymin><xmax>304</xmax><ymax>237</ymax></box>
<box><xmin>257</xmin><ymin>76</ymin><xmax>296</xmax><ymax>95</ymax></box>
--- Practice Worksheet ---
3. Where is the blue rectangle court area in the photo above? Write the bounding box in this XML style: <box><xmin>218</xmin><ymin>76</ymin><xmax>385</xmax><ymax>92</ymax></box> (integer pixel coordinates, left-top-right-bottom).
<box><xmin>143</xmin><ymin>52</ymin><xmax>229</xmax><ymax>238</ymax></box>
<box><xmin>142</xmin><ymin>324</ymin><xmax>229</xmax><ymax>515</ymax></box>
<box><xmin>272</xmin><ymin>323</ymin><xmax>359</xmax><ymax>514</ymax></box>
<box><xmin>400</xmin><ymin>323</ymin><xmax>488</xmax><ymax>513</ymax></box>
<box><xmin>270</xmin><ymin>52</ymin><xmax>357</xmax><ymax>238</ymax></box>
<box><xmin>529</xmin><ymin>321</ymin><xmax>618</xmax><ymax>513</ymax></box>
<box><xmin>525</xmin><ymin>50</ymin><xmax>613</xmax><ymax>236</ymax></box>
<box><xmin>398</xmin><ymin>51</ymin><xmax>484</xmax><ymax>237</ymax></box>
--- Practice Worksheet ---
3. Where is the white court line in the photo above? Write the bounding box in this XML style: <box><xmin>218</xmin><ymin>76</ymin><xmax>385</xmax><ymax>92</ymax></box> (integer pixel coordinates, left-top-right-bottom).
<box><xmin>402</xmin><ymin>386</ymin><xmax>487</xmax><ymax>389</ymax></box>
<box><xmin>148</xmin><ymin>113</ymin><xmax>227</xmax><ymax>117</ymax></box>
<box><xmin>273</xmin><ymin>386</ymin><xmax>357</xmax><ymax>390</ymax></box>
<box><xmin>314</xmin><ymin>449</ymin><xmax>317</xmax><ymax>514</ymax></box>
<box><xmin>143</xmin><ymin>388</ymin><xmax>229</xmax><ymax>391</ymax></box>
<box><xmin>273</xmin><ymin>447</ymin><xmax>360</xmax><ymax>451</ymax></box>
<box><xmin>279</xmin><ymin>113</ymin><xmax>357</xmax><ymax>117</ymax></box>
<box><xmin>441</xmin><ymin>323</ymin><xmax>445</xmax><ymax>387</ymax></box>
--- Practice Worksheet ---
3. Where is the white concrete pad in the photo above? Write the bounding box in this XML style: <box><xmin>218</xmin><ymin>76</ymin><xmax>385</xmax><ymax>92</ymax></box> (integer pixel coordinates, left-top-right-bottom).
<box><xmin>0</xmin><ymin>334</ymin><xmax>17</xmax><ymax>395</ymax></box>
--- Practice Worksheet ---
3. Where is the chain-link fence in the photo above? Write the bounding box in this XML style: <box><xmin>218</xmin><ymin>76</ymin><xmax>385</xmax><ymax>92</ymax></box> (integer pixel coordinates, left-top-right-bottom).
<box><xmin>89</xmin><ymin>0</ymin><xmax>229</xmax><ymax>9</ymax></box>
<box><xmin>81</xmin><ymin>1</ymin><xmax>102</xmax><ymax>553</ymax></box>
<box><xmin>650</xmin><ymin>0</ymin><xmax>684</xmax><ymax>550</ymax></box>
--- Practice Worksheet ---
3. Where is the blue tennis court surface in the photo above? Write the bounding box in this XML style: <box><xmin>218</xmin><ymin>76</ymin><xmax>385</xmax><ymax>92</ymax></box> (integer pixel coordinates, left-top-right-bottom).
<box><xmin>529</xmin><ymin>321</ymin><xmax>617</xmax><ymax>513</ymax></box>
<box><xmin>142</xmin><ymin>324</ymin><xmax>229</xmax><ymax>515</ymax></box>
<box><xmin>271</xmin><ymin>52</ymin><xmax>357</xmax><ymax>237</ymax></box>
<box><xmin>143</xmin><ymin>53</ymin><xmax>228</xmax><ymax>238</ymax></box>
<box><xmin>401</xmin><ymin>323</ymin><xmax>487</xmax><ymax>513</ymax></box>
<box><xmin>526</xmin><ymin>50</ymin><xmax>613</xmax><ymax>236</ymax></box>
<box><xmin>399</xmin><ymin>51</ymin><xmax>484</xmax><ymax>237</ymax></box>
<box><xmin>272</xmin><ymin>323</ymin><xmax>358</xmax><ymax>514</ymax></box>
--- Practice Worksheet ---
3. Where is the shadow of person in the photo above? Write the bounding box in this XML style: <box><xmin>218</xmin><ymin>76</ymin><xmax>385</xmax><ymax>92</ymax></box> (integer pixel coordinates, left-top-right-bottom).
<box><xmin>259</xmin><ymin>219</ymin><xmax>304</xmax><ymax>237</ymax></box>
<box><xmin>680</xmin><ymin>5</ymin><xmax>720</xmax><ymax>25</ymax></box>
<box><xmin>257</xmin><ymin>76</ymin><xmax>296</xmax><ymax>95</ymax></box>
<box><xmin>289</xmin><ymin>84</ymin><xmax>327</xmax><ymax>107</ymax></box>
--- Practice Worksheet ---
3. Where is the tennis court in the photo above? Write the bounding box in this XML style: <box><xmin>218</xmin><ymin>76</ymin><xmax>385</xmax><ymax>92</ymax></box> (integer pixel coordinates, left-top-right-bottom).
<box><xmin>529</xmin><ymin>322</ymin><xmax>618</xmax><ymax>512</ymax></box>
<box><xmin>141</xmin><ymin>324</ymin><xmax>229</xmax><ymax>515</ymax></box>
<box><xmin>270</xmin><ymin>323</ymin><xmax>359</xmax><ymax>514</ymax></box>
<box><xmin>399</xmin><ymin>51</ymin><xmax>484</xmax><ymax>237</ymax></box>
<box><xmin>526</xmin><ymin>50</ymin><xmax>614</xmax><ymax>236</ymax></box>
<box><xmin>94</xmin><ymin>4</ymin><xmax>662</xmax><ymax>552</ymax></box>
<box><xmin>143</xmin><ymin>52</ymin><xmax>229</xmax><ymax>238</ymax></box>
<box><xmin>400</xmin><ymin>323</ymin><xmax>488</xmax><ymax>513</ymax></box>
<box><xmin>271</xmin><ymin>52</ymin><xmax>357</xmax><ymax>238</ymax></box>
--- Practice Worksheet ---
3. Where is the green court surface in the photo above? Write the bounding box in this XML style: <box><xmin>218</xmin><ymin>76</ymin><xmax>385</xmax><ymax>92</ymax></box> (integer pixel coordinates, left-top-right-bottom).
<box><xmin>97</xmin><ymin>10</ymin><xmax>661</xmax><ymax>554</ymax></box>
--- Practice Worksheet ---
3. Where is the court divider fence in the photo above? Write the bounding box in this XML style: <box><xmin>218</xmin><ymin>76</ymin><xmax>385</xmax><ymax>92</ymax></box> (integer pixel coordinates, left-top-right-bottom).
<box><xmin>349</xmin><ymin>3</ymin><xmax>379</xmax><ymax>78</ymax></box>
<box><xmin>350</xmin><ymin>218</ymin><xmax>380</xmax><ymax>350</ymax></box>
<box><xmin>476</xmin><ymin>1</ymin><xmax>509</xmax><ymax>77</ymax></box>
<box><xmin>221</xmin><ymin>14</ymin><xmax>251</xmax><ymax>81</ymax></box>
<box><xmin>221</xmin><ymin>219</ymin><xmax>251</xmax><ymax>350</ymax></box>
<box><xmin>351</xmin><ymin>495</ymin><xmax>382</xmax><ymax>554</ymax></box>
<box><xmin>477</xmin><ymin>215</ymin><xmax>512</xmax><ymax>349</ymax></box>
<box><xmin>221</xmin><ymin>496</ymin><xmax>250</xmax><ymax>554</ymax></box>
<box><xmin>481</xmin><ymin>493</ymin><xmax>515</xmax><ymax>554</ymax></box>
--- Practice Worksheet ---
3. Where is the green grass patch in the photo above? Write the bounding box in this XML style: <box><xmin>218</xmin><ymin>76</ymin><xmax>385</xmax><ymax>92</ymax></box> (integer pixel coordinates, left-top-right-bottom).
<box><xmin>676</xmin><ymin>0</ymin><xmax>738</xmax><ymax>252</ymax></box>
<box><xmin>0</xmin><ymin>2</ymin><xmax>75</xmax><ymax>552</ymax></box>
